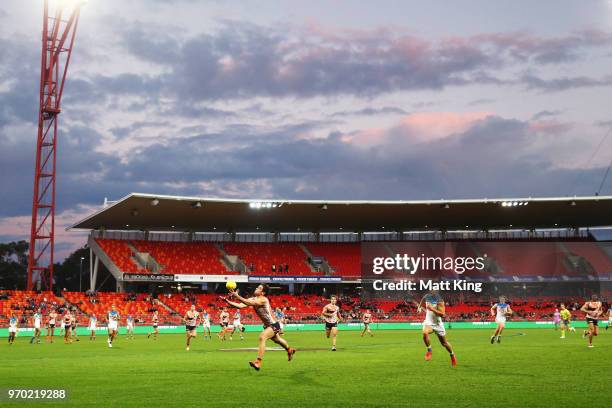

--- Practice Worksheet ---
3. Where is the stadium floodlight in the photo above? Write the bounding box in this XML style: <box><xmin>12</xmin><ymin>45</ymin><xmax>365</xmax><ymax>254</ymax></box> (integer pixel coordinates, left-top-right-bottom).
<box><xmin>191</xmin><ymin>201</ymin><xmax>202</xmax><ymax>209</ymax></box>
<box><xmin>150</xmin><ymin>198</ymin><xmax>160</xmax><ymax>206</ymax></box>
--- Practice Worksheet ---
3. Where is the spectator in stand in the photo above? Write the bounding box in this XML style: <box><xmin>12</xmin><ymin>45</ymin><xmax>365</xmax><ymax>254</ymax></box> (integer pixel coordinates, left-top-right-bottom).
<box><xmin>272</xmin><ymin>264</ymin><xmax>276</xmax><ymax>273</ymax></box>
<box><xmin>285</xmin><ymin>264</ymin><xmax>289</xmax><ymax>273</ymax></box>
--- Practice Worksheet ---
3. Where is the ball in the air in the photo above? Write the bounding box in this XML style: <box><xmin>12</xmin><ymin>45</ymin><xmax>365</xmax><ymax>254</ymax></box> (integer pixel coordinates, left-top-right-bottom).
<box><xmin>226</xmin><ymin>280</ymin><xmax>237</xmax><ymax>290</ymax></box>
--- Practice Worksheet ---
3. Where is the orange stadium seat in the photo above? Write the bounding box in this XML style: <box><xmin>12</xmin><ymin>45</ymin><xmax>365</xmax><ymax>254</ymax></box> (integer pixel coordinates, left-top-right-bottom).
<box><xmin>222</xmin><ymin>243</ymin><xmax>313</xmax><ymax>275</ymax></box>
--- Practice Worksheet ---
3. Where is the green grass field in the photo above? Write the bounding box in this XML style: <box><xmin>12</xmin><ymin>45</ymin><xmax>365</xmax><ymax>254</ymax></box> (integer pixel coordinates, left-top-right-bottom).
<box><xmin>0</xmin><ymin>328</ymin><xmax>610</xmax><ymax>407</ymax></box>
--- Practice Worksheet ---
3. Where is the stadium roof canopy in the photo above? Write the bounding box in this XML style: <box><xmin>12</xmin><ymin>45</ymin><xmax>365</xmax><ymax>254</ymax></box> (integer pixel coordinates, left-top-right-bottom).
<box><xmin>68</xmin><ymin>193</ymin><xmax>612</xmax><ymax>233</ymax></box>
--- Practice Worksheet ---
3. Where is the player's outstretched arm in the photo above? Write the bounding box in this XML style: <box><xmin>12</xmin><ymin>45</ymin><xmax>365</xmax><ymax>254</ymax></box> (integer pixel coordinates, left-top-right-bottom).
<box><xmin>223</xmin><ymin>298</ymin><xmax>247</xmax><ymax>309</ymax></box>
<box><xmin>229</xmin><ymin>290</ymin><xmax>263</xmax><ymax>306</ymax></box>
<box><xmin>490</xmin><ymin>304</ymin><xmax>497</xmax><ymax>316</ymax></box>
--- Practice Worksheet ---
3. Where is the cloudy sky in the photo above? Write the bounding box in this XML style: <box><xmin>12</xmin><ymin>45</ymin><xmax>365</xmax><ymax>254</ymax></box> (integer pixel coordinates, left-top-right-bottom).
<box><xmin>1</xmin><ymin>0</ymin><xmax>612</xmax><ymax>257</ymax></box>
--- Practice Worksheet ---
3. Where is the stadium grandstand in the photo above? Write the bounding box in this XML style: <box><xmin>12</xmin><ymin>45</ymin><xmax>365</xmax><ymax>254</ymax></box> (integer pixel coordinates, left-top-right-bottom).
<box><xmin>1</xmin><ymin>193</ymin><xmax>611</xmax><ymax>328</ymax></box>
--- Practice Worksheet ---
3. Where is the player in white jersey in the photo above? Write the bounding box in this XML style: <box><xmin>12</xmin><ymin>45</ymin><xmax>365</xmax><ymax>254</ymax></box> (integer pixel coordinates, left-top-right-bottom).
<box><xmin>360</xmin><ymin>309</ymin><xmax>374</xmax><ymax>337</ymax></box>
<box><xmin>230</xmin><ymin>310</ymin><xmax>244</xmax><ymax>340</ymax></box>
<box><xmin>30</xmin><ymin>309</ymin><xmax>43</xmax><ymax>344</ymax></box>
<box><xmin>8</xmin><ymin>314</ymin><xmax>18</xmax><ymax>345</ymax></box>
<box><xmin>201</xmin><ymin>310</ymin><xmax>211</xmax><ymax>340</ymax></box>
<box><xmin>490</xmin><ymin>296</ymin><xmax>513</xmax><ymax>344</ymax></box>
<box><xmin>147</xmin><ymin>311</ymin><xmax>159</xmax><ymax>340</ymax></box>
<box><xmin>107</xmin><ymin>305</ymin><xmax>120</xmax><ymax>348</ymax></box>
<box><xmin>126</xmin><ymin>315</ymin><xmax>135</xmax><ymax>340</ymax></box>
<box><xmin>223</xmin><ymin>284</ymin><xmax>296</xmax><ymax>371</ymax></box>
<box><xmin>420</xmin><ymin>292</ymin><xmax>456</xmax><ymax>366</ymax></box>
<box><xmin>46</xmin><ymin>309</ymin><xmax>58</xmax><ymax>343</ymax></box>
<box><xmin>321</xmin><ymin>295</ymin><xmax>342</xmax><ymax>351</ymax></box>
<box><xmin>88</xmin><ymin>315</ymin><xmax>97</xmax><ymax>340</ymax></box>
<box><xmin>184</xmin><ymin>305</ymin><xmax>200</xmax><ymax>351</ymax></box>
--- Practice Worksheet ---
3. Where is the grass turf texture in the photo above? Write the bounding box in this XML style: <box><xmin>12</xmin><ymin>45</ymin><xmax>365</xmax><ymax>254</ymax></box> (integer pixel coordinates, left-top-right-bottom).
<box><xmin>0</xmin><ymin>328</ymin><xmax>610</xmax><ymax>407</ymax></box>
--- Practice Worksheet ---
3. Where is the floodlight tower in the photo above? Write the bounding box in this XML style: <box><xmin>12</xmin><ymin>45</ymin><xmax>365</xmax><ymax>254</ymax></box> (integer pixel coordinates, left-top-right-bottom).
<box><xmin>27</xmin><ymin>0</ymin><xmax>84</xmax><ymax>291</ymax></box>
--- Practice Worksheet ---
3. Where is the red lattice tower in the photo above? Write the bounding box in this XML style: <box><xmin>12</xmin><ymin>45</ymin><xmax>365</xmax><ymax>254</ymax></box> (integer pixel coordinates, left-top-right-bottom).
<box><xmin>28</xmin><ymin>0</ymin><xmax>83</xmax><ymax>290</ymax></box>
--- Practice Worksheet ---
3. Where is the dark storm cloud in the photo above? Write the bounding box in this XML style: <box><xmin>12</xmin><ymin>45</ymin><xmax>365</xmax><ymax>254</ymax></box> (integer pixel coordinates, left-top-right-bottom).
<box><xmin>0</xmin><ymin>123</ymin><xmax>126</xmax><ymax>218</ymax></box>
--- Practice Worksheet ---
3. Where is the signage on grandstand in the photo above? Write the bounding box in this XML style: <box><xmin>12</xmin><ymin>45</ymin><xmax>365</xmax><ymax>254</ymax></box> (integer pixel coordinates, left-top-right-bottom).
<box><xmin>173</xmin><ymin>274</ymin><xmax>249</xmax><ymax>283</ymax></box>
<box><xmin>248</xmin><ymin>276</ymin><xmax>342</xmax><ymax>283</ymax></box>
<box><xmin>122</xmin><ymin>273</ymin><xmax>174</xmax><ymax>282</ymax></box>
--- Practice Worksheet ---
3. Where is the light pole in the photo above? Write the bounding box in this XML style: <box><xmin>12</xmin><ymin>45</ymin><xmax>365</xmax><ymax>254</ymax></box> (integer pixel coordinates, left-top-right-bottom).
<box><xmin>79</xmin><ymin>257</ymin><xmax>85</xmax><ymax>292</ymax></box>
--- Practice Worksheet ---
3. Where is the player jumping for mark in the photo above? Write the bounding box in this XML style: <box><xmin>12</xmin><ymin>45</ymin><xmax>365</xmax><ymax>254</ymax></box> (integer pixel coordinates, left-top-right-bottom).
<box><xmin>223</xmin><ymin>284</ymin><xmax>296</xmax><ymax>371</ymax></box>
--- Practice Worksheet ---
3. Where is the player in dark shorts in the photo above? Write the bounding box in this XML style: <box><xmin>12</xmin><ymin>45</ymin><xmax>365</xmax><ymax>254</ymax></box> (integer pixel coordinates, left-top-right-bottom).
<box><xmin>223</xmin><ymin>284</ymin><xmax>296</xmax><ymax>371</ymax></box>
<box><xmin>184</xmin><ymin>305</ymin><xmax>200</xmax><ymax>351</ymax></box>
<box><xmin>321</xmin><ymin>295</ymin><xmax>342</xmax><ymax>351</ymax></box>
<box><xmin>580</xmin><ymin>295</ymin><xmax>603</xmax><ymax>348</ymax></box>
